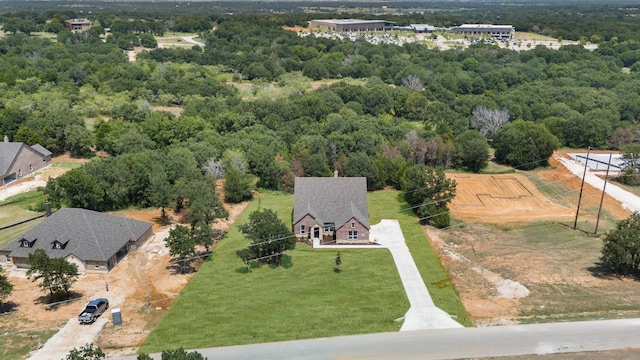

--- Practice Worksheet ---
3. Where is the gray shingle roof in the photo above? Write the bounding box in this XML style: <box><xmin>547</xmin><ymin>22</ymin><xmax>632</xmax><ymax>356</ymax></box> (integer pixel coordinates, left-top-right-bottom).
<box><xmin>0</xmin><ymin>142</ymin><xmax>24</xmax><ymax>176</ymax></box>
<box><xmin>1</xmin><ymin>208</ymin><xmax>152</xmax><ymax>262</ymax></box>
<box><xmin>293</xmin><ymin>177</ymin><xmax>369</xmax><ymax>229</ymax></box>
<box><xmin>31</xmin><ymin>144</ymin><xmax>52</xmax><ymax>157</ymax></box>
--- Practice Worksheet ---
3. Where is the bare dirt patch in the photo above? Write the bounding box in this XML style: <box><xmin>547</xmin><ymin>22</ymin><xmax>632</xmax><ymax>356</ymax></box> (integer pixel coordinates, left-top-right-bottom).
<box><xmin>431</xmin><ymin>152</ymin><xmax>636</xmax><ymax>326</ymax></box>
<box><xmin>152</xmin><ymin>106</ymin><xmax>183</xmax><ymax>117</ymax></box>
<box><xmin>2</xmin><ymin>180</ymin><xmax>250</xmax><ymax>358</ymax></box>
<box><xmin>449</xmin><ymin>173</ymin><xmax>575</xmax><ymax>223</ymax></box>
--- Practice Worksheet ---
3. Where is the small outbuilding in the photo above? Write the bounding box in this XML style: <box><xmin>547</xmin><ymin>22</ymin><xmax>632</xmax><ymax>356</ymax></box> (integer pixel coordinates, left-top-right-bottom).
<box><xmin>0</xmin><ymin>208</ymin><xmax>153</xmax><ymax>273</ymax></box>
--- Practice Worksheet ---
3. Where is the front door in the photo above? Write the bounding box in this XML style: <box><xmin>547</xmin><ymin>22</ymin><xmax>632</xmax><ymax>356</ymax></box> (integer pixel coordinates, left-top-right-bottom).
<box><xmin>314</xmin><ymin>227</ymin><xmax>320</xmax><ymax>239</ymax></box>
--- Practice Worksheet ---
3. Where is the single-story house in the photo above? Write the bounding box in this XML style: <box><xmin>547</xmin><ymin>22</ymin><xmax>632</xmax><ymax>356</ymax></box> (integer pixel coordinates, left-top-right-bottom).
<box><xmin>0</xmin><ymin>136</ymin><xmax>52</xmax><ymax>187</ymax></box>
<box><xmin>293</xmin><ymin>175</ymin><xmax>370</xmax><ymax>245</ymax></box>
<box><xmin>0</xmin><ymin>208</ymin><xmax>153</xmax><ymax>273</ymax></box>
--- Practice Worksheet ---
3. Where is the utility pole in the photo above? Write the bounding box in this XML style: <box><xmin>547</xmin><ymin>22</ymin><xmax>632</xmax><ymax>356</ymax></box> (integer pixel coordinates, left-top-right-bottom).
<box><xmin>574</xmin><ymin>146</ymin><xmax>590</xmax><ymax>230</ymax></box>
<box><xmin>595</xmin><ymin>153</ymin><xmax>613</xmax><ymax>235</ymax></box>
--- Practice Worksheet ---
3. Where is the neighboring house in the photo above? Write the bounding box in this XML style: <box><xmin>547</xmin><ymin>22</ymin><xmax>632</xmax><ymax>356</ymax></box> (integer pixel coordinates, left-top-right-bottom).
<box><xmin>0</xmin><ymin>208</ymin><xmax>153</xmax><ymax>273</ymax></box>
<box><xmin>0</xmin><ymin>136</ymin><xmax>52</xmax><ymax>187</ymax></box>
<box><xmin>67</xmin><ymin>19</ymin><xmax>93</xmax><ymax>31</ymax></box>
<box><xmin>293</xmin><ymin>175</ymin><xmax>370</xmax><ymax>245</ymax></box>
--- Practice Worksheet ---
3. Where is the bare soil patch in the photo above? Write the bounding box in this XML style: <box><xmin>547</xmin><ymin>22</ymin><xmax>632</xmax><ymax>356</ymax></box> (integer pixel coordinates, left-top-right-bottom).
<box><xmin>448</xmin><ymin>173</ymin><xmax>574</xmax><ymax>223</ymax></box>
<box><xmin>152</xmin><ymin>106</ymin><xmax>183</xmax><ymax>117</ymax></box>
<box><xmin>432</xmin><ymin>151</ymin><xmax>636</xmax><ymax>326</ymax></box>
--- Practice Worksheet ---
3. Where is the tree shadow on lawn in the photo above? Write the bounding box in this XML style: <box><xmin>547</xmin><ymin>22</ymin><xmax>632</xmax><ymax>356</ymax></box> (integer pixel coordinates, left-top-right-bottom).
<box><xmin>165</xmin><ymin>251</ymin><xmax>211</xmax><ymax>275</ymax></box>
<box><xmin>588</xmin><ymin>262</ymin><xmax>640</xmax><ymax>281</ymax></box>
<box><xmin>234</xmin><ymin>254</ymin><xmax>293</xmax><ymax>273</ymax></box>
<box><xmin>0</xmin><ymin>300</ymin><xmax>18</xmax><ymax>314</ymax></box>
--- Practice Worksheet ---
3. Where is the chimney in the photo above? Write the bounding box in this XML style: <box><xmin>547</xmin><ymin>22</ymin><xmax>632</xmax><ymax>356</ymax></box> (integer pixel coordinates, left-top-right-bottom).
<box><xmin>3</xmin><ymin>135</ymin><xmax>8</xmax><ymax>143</ymax></box>
<box><xmin>45</xmin><ymin>201</ymin><xmax>51</xmax><ymax>217</ymax></box>
<box><xmin>333</xmin><ymin>170</ymin><xmax>338</xmax><ymax>178</ymax></box>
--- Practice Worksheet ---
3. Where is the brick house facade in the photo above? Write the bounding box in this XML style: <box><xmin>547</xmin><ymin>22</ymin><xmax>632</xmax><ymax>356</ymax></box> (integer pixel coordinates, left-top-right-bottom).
<box><xmin>293</xmin><ymin>176</ymin><xmax>370</xmax><ymax>245</ymax></box>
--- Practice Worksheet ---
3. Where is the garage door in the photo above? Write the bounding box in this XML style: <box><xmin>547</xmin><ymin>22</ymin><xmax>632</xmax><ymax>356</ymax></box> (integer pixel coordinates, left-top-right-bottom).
<box><xmin>3</xmin><ymin>173</ymin><xmax>17</xmax><ymax>186</ymax></box>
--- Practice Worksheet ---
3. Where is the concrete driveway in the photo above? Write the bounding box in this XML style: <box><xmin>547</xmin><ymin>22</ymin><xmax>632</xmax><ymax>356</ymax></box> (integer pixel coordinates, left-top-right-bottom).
<box><xmin>314</xmin><ymin>219</ymin><xmax>462</xmax><ymax>331</ymax></box>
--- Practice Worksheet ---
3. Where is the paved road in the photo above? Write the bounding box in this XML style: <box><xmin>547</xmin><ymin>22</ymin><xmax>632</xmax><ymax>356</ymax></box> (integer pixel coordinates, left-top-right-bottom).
<box><xmin>110</xmin><ymin>318</ymin><xmax>640</xmax><ymax>360</ymax></box>
<box><xmin>556</xmin><ymin>155</ymin><xmax>640</xmax><ymax>212</ymax></box>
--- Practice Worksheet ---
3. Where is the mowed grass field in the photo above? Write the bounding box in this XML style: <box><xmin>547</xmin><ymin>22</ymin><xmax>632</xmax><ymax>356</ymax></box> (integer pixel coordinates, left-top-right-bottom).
<box><xmin>0</xmin><ymin>191</ymin><xmax>47</xmax><ymax>249</ymax></box>
<box><xmin>140</xmin><ymin>189</ymin><xmax>470</xmax><ymax>353</ymax></box>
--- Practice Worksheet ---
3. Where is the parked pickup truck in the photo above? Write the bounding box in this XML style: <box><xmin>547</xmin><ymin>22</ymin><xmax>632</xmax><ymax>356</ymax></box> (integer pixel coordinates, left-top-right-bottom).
<box><xmin>78</xmin><ymin>298</ymin><xmax>109</xmax><ymax>324</ymax></box>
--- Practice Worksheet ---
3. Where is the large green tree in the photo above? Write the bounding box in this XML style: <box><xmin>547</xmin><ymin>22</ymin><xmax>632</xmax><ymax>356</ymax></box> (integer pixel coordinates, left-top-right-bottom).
<box><xmin>493</xmin><ymin>120</ymin><xmax>560</xmax><ymax>170</ymax></box>
<box><xmin>402</xmin><ymin>165</ymin><xmax>457</xmax><ymax>228</ymax></box>
<box><xmin>165</xmin><ymin>225</ymin><xmax>197</xmax><ymax>273</ymax></box>
<box><xmin>601</xmin><ymin>213</ymin><xmax>640</xmax><ymax>275</ymax></box>
<box><xmin>26</xmin><ymin>249</ymin><xmax>79</xmax><ymax>301</ymax></box>
<box><xmin>455</xmin><ymin>130</ymin><xmax>490</xmax><ymax>173</ymax></box>
<box><xmin>237</xmin><ymin>208</ymin><xmax>295</xmax><ymax>266</ymax></box>
<box><xmin>223</xmin><ymin>165</ymin><xmax>254</xmax><ymax>204</ymax></box>
<box><xmin>0</xmin><ymin>266</ymin><xmax>13</xmax><ymax>312</ymax></box>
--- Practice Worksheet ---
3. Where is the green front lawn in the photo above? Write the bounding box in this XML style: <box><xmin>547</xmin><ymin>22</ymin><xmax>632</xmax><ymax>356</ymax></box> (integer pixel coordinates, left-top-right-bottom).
<box><xmin>141</xmin><ymin>189</ymin><xmax>469</xmax><ymax>353</ymax></box>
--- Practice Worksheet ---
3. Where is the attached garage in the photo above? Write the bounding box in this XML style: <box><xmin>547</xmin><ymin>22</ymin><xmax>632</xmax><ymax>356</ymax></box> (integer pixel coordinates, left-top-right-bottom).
<box><xmin>3</xmin><ymin>172</ymin><xmax>16</xmax><ymax>186</ymax></box>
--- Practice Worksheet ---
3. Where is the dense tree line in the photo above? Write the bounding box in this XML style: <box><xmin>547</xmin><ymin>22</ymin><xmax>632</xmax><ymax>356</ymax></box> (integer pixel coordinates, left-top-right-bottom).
<box><xmin>1</xmin><ymin>9</ymin><xmax>640</xmax><ymax>214</ymax></box>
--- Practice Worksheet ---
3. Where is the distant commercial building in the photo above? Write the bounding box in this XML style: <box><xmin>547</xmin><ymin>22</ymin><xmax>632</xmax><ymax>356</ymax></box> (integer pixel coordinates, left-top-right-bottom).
<box><xmin>453</xmin><ymin>24</ymin><xmax>515</xmax><ymax>40</ymax></box>
<box><xmin>67</xmin><ymin>19</ymin><xmax>93</xmax><ymax>31</ymax></box>
<box><xmin>410</xmin><ymin>24</ymin><xmax>436</xmax><ymax>33</ymax></box>
<box><xmin>309</xmin><ymin>19</ymin><xmax>396</xmax><ymax>32</ymax></box>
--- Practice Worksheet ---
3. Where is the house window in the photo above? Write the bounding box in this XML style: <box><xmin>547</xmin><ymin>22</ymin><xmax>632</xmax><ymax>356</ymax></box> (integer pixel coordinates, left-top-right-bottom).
<box><xmin>348</xmin><ymin>231</ymin><xmax>358</xmax><ymax>240</ymax></box>
<box><xmin>351</xmin><ymin>222</ymin><xmax>355</xmax><ymax>228</ymax></box>
<box><xmin>5</xmin><ymin>255</ymin><xmax>10</xmax><ymax>263</ymax></box>
<box><xmin>300</xmin><ymin>224</ymin><xmax>306</xmax><ymax>235</ymax></box>
<box><xmin>53</xmin><ymin>242</ymin><xmax>61</xmax><ymax>249</ymax></box>
<box><xmin>18</xmin><ymin>169</ymin><xmax>22</xmax><ymax>177</ymax></box>
<box><xmin>323</xmin><ymin>223</ymin><xmax>335</xmax><ymax>232</ymax></box>
<box><xmin>20</xmin><ymin>239</ymin><xmax>30</xmax><ymax>248</ymax></box>
<box><xmin>29</xmin><ymin>164</ymin><xmax>33</xmax><ymax>171</ymax></box>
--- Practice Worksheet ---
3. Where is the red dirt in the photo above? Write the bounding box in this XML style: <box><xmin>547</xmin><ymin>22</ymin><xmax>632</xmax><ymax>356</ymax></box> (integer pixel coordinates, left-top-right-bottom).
<box><xmin>431</xmin><ymin>151</ymin><xmax>634</xmax><ymax>325</ymax></box>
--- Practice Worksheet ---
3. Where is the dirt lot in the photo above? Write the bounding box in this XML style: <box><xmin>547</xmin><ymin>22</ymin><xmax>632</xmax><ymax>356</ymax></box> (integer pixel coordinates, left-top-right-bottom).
<box><xmin>449</xmin><ymin>173</ymin><xmax>575</xmax><ymax>223</ymax></box>
<box><xmin>430</xmin><ymin>151</ymin><xmax>636</xmax><ymax>327</ymax></box>
<box><xmin>1</xmin><ymin>160</ymin><xmax>249</xmax><ymax>358</ymax></box>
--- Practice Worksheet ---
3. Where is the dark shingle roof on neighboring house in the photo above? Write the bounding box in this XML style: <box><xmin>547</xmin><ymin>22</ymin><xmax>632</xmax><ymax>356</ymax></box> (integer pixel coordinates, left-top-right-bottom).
<box><xmin>31</xmin><ymin>144</ymin><xmax>52</xmax><ymax>157</ymax></box>
<box><xmin>293</xmin><ymin>177</ymin><xmax>369</xmax><ymax>229</ymax></box>
<box><xmin>0</xmin><ymin>142</ymin><xmax>24</xmax><ymax>176</ymax></box>
<box><xmin>1</xmin><ymin>208</ymin><xmax>152</xmax><ymax>262</ymax></box>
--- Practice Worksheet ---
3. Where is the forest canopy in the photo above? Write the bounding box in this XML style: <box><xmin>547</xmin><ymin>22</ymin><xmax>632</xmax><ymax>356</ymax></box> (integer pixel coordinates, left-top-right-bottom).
<box><xmin>0</xmin><ymin>4</ymin><xmax>639</xmax><ymax>210</ymax></box>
